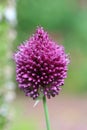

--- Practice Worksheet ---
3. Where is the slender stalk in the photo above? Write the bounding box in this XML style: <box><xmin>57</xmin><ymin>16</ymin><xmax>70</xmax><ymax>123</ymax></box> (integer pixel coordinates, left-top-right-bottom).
<box><xmin>43</xmin><ymin>96</ymin><xmax>51</xmax><ymax>130</ymax></box>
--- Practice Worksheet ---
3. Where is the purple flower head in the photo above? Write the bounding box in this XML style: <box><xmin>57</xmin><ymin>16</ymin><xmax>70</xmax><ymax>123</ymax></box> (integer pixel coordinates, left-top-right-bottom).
<box><xmin>14</xmin><ymin>27</ymin><xmax>69</xmax><ymax>99</ymax></box>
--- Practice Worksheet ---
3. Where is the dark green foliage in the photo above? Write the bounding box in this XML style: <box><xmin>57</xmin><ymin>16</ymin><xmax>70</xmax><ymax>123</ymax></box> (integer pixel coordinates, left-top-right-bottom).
<box><xmin>16</xmin><ymin>0</ymin><xmax>77</xmax><ymax>42</ymax></box>
<box><xmin>16</xmin><ymin>0</ymin><xmax>87</xmax><ymax>50</ymax></box>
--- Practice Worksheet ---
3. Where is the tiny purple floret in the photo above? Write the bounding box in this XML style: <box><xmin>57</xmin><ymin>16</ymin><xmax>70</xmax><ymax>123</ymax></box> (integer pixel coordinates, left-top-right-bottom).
<box><xmin>14</xmin><ymin>27</ymin><xmax>70</xmax><ymax>99</ymax></box>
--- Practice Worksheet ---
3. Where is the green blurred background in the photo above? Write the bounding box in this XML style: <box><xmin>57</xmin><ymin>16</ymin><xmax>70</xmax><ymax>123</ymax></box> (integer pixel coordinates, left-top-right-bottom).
<box><xmin>0</xmin><ymin>0</ymin><xmax>87</xmax><ymax>130</ymax></box>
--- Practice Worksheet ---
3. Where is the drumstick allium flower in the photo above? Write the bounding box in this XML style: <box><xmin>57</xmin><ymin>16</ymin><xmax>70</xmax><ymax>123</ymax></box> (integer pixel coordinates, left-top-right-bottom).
<box><xmin>14</xmin><ymin>27</ymin><xmax>69</xmax><ymax>100</ymax></box>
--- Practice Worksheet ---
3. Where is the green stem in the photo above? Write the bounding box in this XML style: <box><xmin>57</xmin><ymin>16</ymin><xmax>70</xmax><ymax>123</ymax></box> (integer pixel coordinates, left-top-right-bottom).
<box><xmin>43</xmin><ymin>96</ymin><xmax>51</xmax><ymax>130</ymax></box>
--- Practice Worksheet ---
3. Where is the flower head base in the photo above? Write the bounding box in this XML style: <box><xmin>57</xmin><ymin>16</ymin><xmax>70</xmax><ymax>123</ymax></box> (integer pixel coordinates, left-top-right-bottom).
<box><xmin>14</xmin><ymin>27</ymin><xmax>69</xmax><ymax>99</ymax></box>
